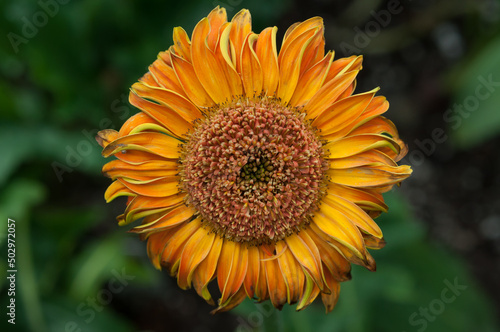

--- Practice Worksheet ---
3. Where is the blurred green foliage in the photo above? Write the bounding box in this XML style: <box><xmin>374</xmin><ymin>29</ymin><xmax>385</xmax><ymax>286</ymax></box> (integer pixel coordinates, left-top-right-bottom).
<box><xmin>1</xmin><ymin>0</ymin><xmax>499</xmax><ymax>332</ymax></box>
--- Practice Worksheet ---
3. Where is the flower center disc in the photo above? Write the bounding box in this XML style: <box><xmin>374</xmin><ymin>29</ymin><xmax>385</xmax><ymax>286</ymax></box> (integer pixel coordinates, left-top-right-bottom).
<box><xmin>180</xmin><ymin>98</ymin><xmax>328</xmax><ymax>244</ymax></box>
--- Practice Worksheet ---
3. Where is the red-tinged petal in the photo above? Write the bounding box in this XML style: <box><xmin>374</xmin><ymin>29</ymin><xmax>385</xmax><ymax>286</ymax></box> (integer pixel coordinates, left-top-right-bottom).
<box><xmin>324</xmin><ymin>134</ymin><xmax>400</xmax><ymax>159</ymax></box>
<box><xmin>104</xmin><ymin>180</ymin><xmax>134</xmax><ymax>202</ymax></box>
<box><xmin>177</xmin><ymin>229</ymin><xmax>216</xmax><ymax>290</ymax></box>
<box><xmin>129</xmin><ymin>91</ymin><xmax>192</xmax><ymax>138</ymax></box>
<box><xmin>277</xmin><ymin>242</ymin><xmax>304</xmax><ymax>304</ymax></box>
<box><xmin>255</xmin><ymin>27</ymin><xmax>279</xmax><ymax>96</ymax></box>
<box><xmin>118</xmin><ymin>177</ymin><xmax>179</xmax><ymax>197</ymax></box>
<box><xmin>170</xmin><ymin>52</ymin><xmax>215</xmax><ymax>108</ymax></box>
<box><xmin>102</xmin><ymin>132</ymin><xmax>181</xmax><ymax>159</ymax></box>
<box><xmin>276</xmin><ymin>28</ymin><xmax>318</xmax><ymax>103</ymax></box>
<box><xmin>239</xmin><ymin>33</ymin><xmax>263</xmax><ymax>97</ymax></box>
<box><xmin>254</xmin><ymin>247</ymin><xmax>271</xmax><ymax>301</ymax></box>
<box><xmin>305</xmin><ymin>70</ymin><xmax>359</xmax><ymax>119</ymax></box>
<box><xmin>172</xmin><ymin>27</ymin><xmax>192</xmax><ymax>62</ymax></box>
<box><xmin>192</xmin><ymin>235</ymin><xmax>223</xmax><ymax>305</ymax></box>
<box><xmin>160</xmin><ymin>216</ymin><xmax>201</xmax><ymax>276</ymax></box>
<box><xmin>289</xmin><ymin>51</ymin><xmax>333</xmax><ymax>107</ymax></box>
<box><xmin>147</xmin><ymin>229</ymin><xmax>177</xmax><ymax>270</ymax></box>
<box><xmin>313</xmin><ymin>88</ymin><xmax>378</xmax><ymax>135</ymax></box>
<box><xmin>265</xmin><ymin>257</ymin><xmax>287</xmax><ymax>309</ymax></box>
<box><xmin>321</xmin><ymin>267</ymin><xmax>341</xmax><ymax>313</ymax></box>
<box><xmin>244</xmin><ymin>246</ymin><xmax>260</xmax><ymax>298</ymax></box>
<box><xmin>132</xmin><ymin>82</ymin><xmax>202</xmax><ymax>122</ymax></box>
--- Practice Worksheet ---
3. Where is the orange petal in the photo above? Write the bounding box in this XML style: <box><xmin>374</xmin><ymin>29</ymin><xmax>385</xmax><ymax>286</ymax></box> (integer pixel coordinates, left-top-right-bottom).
<box><xmin>132</xmin><ymin>82</ymin><xmax>202</xmax><ymax>122</ymax></box>
<box><xmin>239</xmin><ymin>33</ymin><xmax>263</xmax><ymax>97</ymax></box>
<box><xmin>254</xmin><ymin>247</ymin><xmax>271</xmax><ymax>301</ymax></box>
<box><xmin>306</xmin><ymin>228</ymin><xmax>352</xmax><ymax>282</ymax></box>
<box><xmin>170</xmin><ymin>52</ymin><xmax>215</xmax><ymax>108</ymax></box>
<box><xmin>324</xmin><ymin>134</ymin><xmax>400</xmax><ymax>159</ymax></box>
<box><xmin>281</xmin><ymin>17</ymin><xmax>323</xmax><ymax>53</ymax></box>
<box><xmin>177</xmin><ymin>228</ymin><xmax>216</xmax><ymax>290</ymax></box>
<box><xmin>118</xmin><ymin>177</ymin><xmax>179</xmax><ymax>197</ymax></box>
<box><xmin>244</xmin><ymin>245</ymin><xmax>260</xmax><ymax>298</ymax></box>
<box><xmin>325</xmin><ymin>194</ymin><xmax>383</xmax><ymax>238</ymax></box>
<box><xmin>191</xmin><ymin>18</ymin><xmax>239</xmax><ymax>103</ymax></box>
<box><xmin>325</xmin><ymin>55</ymin><xmax>363</xmax><ymax>83</ymax></box>
<box><xmin>321</xmin><ymin>267</ymin><xmax>341</xmax><ymax>313</ymax></box>
<box><xmin>305</xmin><ymin>70</ymin><xmax>359</xmax><ymax>119</ymax></box>
<box><xmin>265</xmin><ymin>257</ymin><xmax>287</xmax><ymax>309</ymax></box>
<box><xmin>211</xmin><ymin>287</ymin><xmax>247</xmax><ymax>314</ymax></box>
<box><xmin>147</xmin><ymin>229</ymin><xmax>177</xmax><ymax>270</ymax></box>
<box><xmin>313</xmin><ymin>88</ymin><xmax>377</xmax><ymax>135</ymax></box>
<box><xmin>129</xmin><ymin>91</ymin><xmax>192</xmax><ymax>138</ymax></box>
<box><xmin>102</xmin><ymin>159</ymin><xmax>178</xmax><ymax>181</ymax></box>
<box><xmin>313</xmin><ymin>200</ymin><xmax>367</xmax><ymax>261</ymax></box>
<box><xmin>229</xmin><ymin>9</ymin><xmax>252</xmax><ymax>63</ymax></box>
<box><xmin>328</xmin><ymin>164</ymin><xmax>412</xmax><ymax>188</ymax></box>
<box><xmin>130</xmin><ymin>204</ymin><xmax>196</xmax><ymax>233</ymax></box>
<box><xmin>255</xmin><ymin>27</ymin><xmax>279</xmax><ymax>96</ymax></box>
<box><xmin>327</xmin><ymin>183</ymin><xmax>388</xmax><ymax>212</ymax></box>
<box><xmin>299</xmin><ymin>24</ymin><xmax>325</xmax><ymax>75</ymax></box>
<box><xmin>217</xmin><ymin>242</ymin><xmax>248</xmax><ymax>306</ymax></box>
<box><xmin>350</xmin><ymin>95</ymin><xmax>389</xmax><ymax>129</ymax></box>
<box><xmin>172</xmin><ymin>27</ymin><xmax>192</xmax><ymax>62</ymax></box>
<box><xmin>284</xmin><ymin>233</ymin><xmax>324</xmax><ymax>291</ymax></box>
<box><xmin>289</xmin><ymin>51</ymin><xmax>333</xmax><ymax>107</ymax></box>
<box><xmin>192</xmin><ymin>235</ymin><xmax>223</xmax><ymax>305</ymax></box>
<box><xmin>296</xmin><ymin>271</ymin><xmax>321</xmax><ymax>311</ymax></box>
<box><xmin>160</xmin><ymin>216</ymin><xmax>201</xmax><ymax>276</ymax></box>
<box><xmin>206</xmin><ymin>6</ymin><xmax>227</xmax><ymax>51</ymax></box>
<box><xmin>310</xmin><ymin>222</ymin><xmax>372</xmax><ymax>270</ymax></box>
<box><xmin>123</xmin><ymin>193</ymin><xmax>186</xmax><ymax>226</ymax></box>
<box><xmin>139</xmin><ymin>72</ymin><xmax>160</xmax><ymax>87</ymax></box>
<box><xmin>276</xmin><ymin>27</ymin><xmax>319</xmax><ymax>103</ymax></box>
<box><xmin>104</xmin><ymin>180</ymin><xmax>134</xmax><ymax>202</ymax></box>
<box><xmin>149</xmin><ymin>54</ymin><xmax>187</xmax><ymax>96</ymax></box>
<box><xmin>96</xmin><ymin>129</ymin><xmax>119</xmax><ymax>149</ymax></box>
<box><xmin>276</xmin><ymin>242</ymin><xmax>304</xmax><ymax>304</ymax></box>
<box><xmin>102</xmin><ymin>132</ymin><xmax>181</xmax><ymax>159</ymax></box>
<box><xmin>329</xmin><ymin>149</ymin><xmax>397</xmax><ymax>169</ymax></box>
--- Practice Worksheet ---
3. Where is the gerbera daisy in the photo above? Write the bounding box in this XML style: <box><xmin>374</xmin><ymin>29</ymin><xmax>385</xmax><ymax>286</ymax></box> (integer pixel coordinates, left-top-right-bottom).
<box><xmin>97</xmin><ymin>7</ymin><xmax>412</xmax><ymax>313</ymax></box>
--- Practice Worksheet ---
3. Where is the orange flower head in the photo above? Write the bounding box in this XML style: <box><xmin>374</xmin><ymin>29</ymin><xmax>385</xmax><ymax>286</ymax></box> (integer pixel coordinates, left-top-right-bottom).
<box><xmin>97</xmin><ymin>6</ymin><xmax>412</xmax><ymax>313</ymax></box>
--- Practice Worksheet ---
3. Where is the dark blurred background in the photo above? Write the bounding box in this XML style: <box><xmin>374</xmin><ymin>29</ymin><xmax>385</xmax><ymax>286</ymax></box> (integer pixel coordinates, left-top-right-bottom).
<box><xmin>1</xmin><ymin>0</ymin><xmax>500</xmax><ymax>331</ymax></box>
